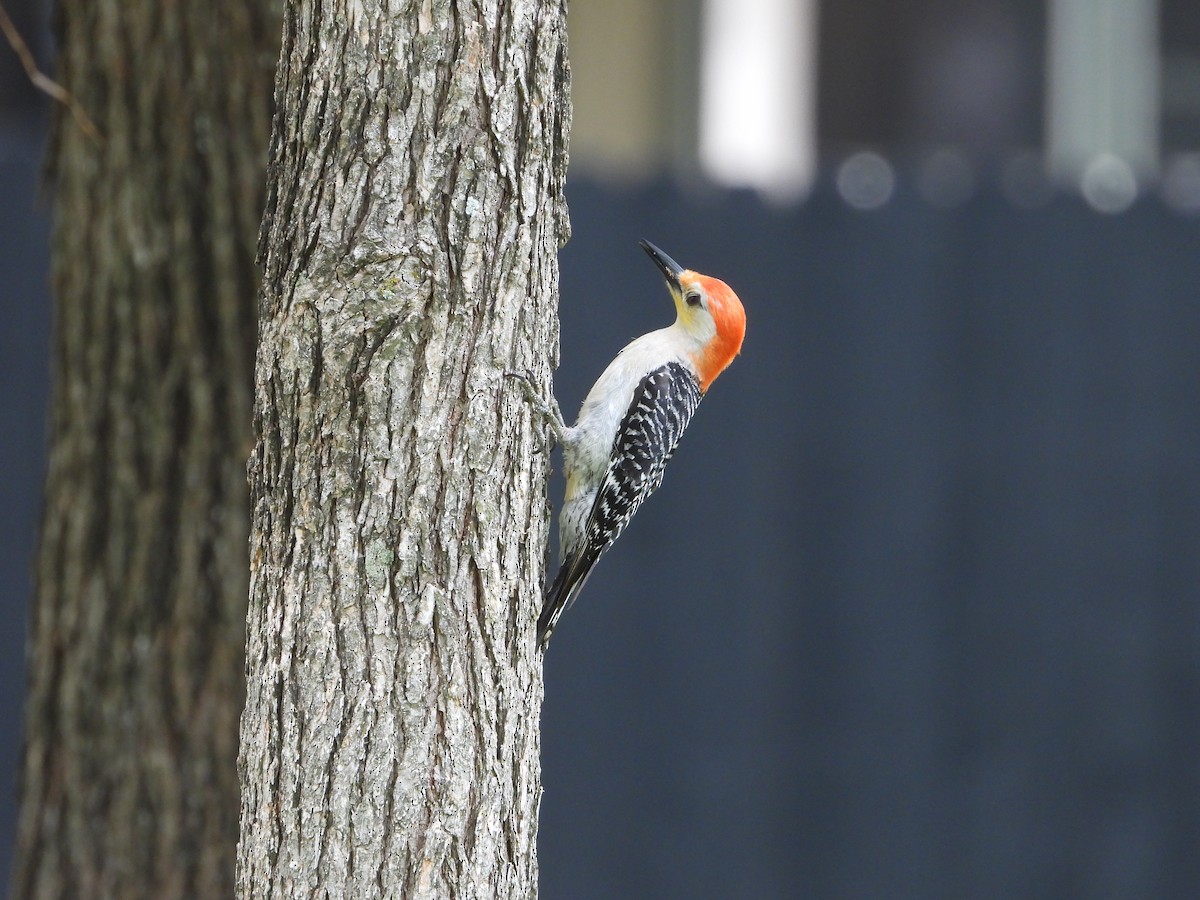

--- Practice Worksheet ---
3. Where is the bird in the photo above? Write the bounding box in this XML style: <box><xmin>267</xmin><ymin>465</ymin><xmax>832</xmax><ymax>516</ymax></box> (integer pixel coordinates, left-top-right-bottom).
<box><xmin>527</xmin><ymin>240</ymin><xmax>746</xmax><ymax>649</ymax></box>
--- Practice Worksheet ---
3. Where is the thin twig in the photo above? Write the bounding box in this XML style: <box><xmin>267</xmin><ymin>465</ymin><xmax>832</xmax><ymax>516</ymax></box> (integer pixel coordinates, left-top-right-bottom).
<box><xmin>0</xmin><ymin>1</ymin><xmax>102</xmax><ymax>144</ymax></box>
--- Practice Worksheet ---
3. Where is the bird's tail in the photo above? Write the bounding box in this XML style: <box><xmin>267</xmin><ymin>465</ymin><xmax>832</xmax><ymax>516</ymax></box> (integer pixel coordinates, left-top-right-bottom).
<box><xmin>537</xmin><ymin>551</ymin><xmax>600</xmax><ymax>650</ymax></box>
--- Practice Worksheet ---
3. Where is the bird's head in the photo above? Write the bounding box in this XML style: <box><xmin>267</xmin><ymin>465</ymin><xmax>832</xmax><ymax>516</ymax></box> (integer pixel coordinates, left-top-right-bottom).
<box><xmin>640</xmin><ymin>240</ymin><xmax>746</xmax><ymax>392</ymax></box>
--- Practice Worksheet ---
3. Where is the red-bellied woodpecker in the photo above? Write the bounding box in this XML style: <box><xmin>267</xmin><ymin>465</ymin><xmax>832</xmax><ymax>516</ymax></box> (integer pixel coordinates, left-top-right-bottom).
<box><xmin>531</xmin><ymin>240</ymin><xmax>746</xmax><ymax>649</ymax></box>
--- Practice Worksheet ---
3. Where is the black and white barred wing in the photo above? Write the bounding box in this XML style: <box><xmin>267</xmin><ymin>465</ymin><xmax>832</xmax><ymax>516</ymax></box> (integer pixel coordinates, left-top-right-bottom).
<box><xmin>585</xmin><ymin>361</ymin><xmax>703</xmax><ymax>553</ymax></box>
<box><xmin>538</xmin><ymin>361</ymin><xmax>703</xmax><ymax>646</ymax></box>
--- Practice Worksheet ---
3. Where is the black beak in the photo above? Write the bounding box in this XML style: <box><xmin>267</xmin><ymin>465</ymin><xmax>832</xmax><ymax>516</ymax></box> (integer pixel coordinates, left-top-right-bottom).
<box><xmin>640</xmin><ymin>240</ymin><xmax>684</xmax><ymax>288</ymax></box>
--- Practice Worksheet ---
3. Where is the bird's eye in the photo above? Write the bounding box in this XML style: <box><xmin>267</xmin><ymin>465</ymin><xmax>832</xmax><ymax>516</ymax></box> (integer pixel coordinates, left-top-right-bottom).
<box><xmin>685</xmin><ymin>291</ymin><xmax>702</xmax><ymax>308</ymax></box>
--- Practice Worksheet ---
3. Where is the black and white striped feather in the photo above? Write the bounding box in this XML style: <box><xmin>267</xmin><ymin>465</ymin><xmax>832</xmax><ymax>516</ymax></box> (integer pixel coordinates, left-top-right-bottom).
<box><xmin>538</xmin><ymin>361</ymin><xmax>703</xmax><ymax>647</ymax></box>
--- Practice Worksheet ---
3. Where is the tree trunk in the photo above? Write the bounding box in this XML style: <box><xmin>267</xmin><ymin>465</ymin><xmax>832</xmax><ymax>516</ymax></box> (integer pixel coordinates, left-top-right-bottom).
<box><xmin>235</xmin><ymin>1</ymin><xmax>569</xmax><ymax>897</ymax></box>
<box><xmin>12</xmin><ymin>3</ymin><xmax>278</xmax><ymax>898</ymax></box>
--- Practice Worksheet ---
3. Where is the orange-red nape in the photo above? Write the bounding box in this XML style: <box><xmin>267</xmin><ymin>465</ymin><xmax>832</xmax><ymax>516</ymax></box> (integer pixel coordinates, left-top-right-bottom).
<box><xmin>691</xmin><ymin>272</ymin><xmax>746</xmax><ymax>392</ymax></box>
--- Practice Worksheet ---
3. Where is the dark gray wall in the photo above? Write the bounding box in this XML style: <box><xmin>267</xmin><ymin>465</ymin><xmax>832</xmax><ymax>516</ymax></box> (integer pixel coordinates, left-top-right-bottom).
<box><xmin>2</xmin><ymin>168</ymin><xmax>1198</xmax><ymax>896</ymax></box>
<box><xmin>0</xmin><ymin>127</ymin><xmax>51</xmax><ymax>890</ymax></box>
<box><xmin>540</xmin><ymin>178</ymin><xmax>1200</xmax><ymax>899</ymax></box>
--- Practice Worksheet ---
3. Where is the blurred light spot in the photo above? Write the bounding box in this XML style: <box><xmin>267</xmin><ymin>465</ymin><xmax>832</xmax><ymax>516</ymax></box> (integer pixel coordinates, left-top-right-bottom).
<box><xmin>916</xmin><ymin>148</ymin><xmax>976</xmax><ymax>208</ymax></box>
<box><xmin>1080</xmin><ymin>154</ymin><xmax>1138</xmax><ymax>213</ymax></box>
<box><xmin>836</xmin><ymin>152</ymin><xmax>895</xmax><ymax>210</ymax></box>
<box><xmin>1160</xmin><ymin>154</ymin><xmax>1200</xmax><ymax>214</ymax></box>
<box><xmin>1000</xmin><ymin>151</ymin><xmax>1055</xmax><ymax>209</ymax></box>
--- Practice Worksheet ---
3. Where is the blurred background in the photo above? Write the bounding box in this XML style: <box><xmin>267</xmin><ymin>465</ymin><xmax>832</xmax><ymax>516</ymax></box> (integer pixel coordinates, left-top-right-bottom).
<box><xmin>3</xmin><ymin>0</ymin><xmax>1199</xmax><ymax>896</ymax></box>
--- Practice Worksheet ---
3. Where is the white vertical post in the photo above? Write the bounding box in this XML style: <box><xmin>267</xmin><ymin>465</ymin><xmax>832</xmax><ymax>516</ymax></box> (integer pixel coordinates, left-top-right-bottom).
<box><xmin>1046</xmin><ymin>0</ymin><xmax>1160</xmax><ymax>189</ymax></box>
<box><xmin>699</xmin><ymin>0</ymin><xmax>818</xmax><ymax>199</ymax></box>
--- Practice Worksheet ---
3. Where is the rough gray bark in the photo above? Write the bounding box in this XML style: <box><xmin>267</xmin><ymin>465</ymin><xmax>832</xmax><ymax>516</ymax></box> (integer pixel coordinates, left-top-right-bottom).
<box><xmin>12</xmin><ymin>2</ymin><xmax>278</xmax><ymax>898</ymax></box>
<box><xmin>235</xmin><ymin>1</ymin><xmax>569</xmax><ymax>897</ymax></box>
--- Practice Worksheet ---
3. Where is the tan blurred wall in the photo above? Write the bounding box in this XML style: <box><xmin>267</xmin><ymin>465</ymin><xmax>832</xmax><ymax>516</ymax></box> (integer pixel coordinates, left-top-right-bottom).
<box><xmin>568</xmin><ymin>0</ymin><xmax>696</xmax><ymax>180</ymax></box>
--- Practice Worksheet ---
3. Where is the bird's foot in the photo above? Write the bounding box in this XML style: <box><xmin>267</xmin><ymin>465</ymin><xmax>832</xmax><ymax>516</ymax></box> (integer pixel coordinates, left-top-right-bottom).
<box><xmin>506</xmin><ymin>371</ymin><xmax>568</xmax><ymax>448</ymax></box>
